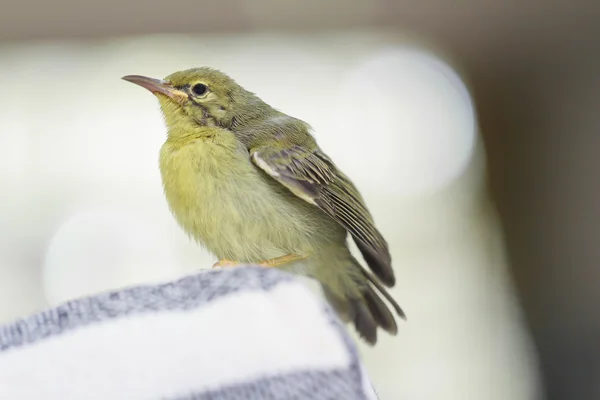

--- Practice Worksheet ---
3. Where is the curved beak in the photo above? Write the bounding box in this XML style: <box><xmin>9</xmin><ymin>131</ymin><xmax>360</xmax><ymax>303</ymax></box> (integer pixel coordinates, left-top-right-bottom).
<box><xmin>122</xmin><ymin>75</ymin><xmax>188</xmax><ymax>104</ymax></box>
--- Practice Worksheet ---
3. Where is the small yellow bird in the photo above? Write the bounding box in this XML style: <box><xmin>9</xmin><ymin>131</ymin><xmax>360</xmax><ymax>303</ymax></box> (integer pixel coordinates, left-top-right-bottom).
<box><xmin>123</xmin><ymin>68</ymin><xmax>405</xmax><ymax>344</ymax></box>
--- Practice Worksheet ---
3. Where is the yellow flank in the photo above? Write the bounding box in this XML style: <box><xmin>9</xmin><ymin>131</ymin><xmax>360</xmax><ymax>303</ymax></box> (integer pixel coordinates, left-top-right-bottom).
<box><xmin>159</xmin><ymin>126</ymin><xmax>344</xmax><ymax>265</ymax></box>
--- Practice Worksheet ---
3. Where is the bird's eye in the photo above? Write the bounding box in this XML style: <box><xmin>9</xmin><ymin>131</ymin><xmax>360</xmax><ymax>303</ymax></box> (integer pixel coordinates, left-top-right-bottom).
<box><xmin>191</xmin><ymin>83</ymin><xmax>208</xmax><ymax>96</ymax></box>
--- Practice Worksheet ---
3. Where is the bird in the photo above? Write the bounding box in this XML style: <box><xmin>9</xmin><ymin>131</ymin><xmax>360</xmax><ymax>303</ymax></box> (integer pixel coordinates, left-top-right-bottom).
<box><xmin>122</xmin><ymin>67</ymin><xmax>405</xmax><ymax>345</ymax></box>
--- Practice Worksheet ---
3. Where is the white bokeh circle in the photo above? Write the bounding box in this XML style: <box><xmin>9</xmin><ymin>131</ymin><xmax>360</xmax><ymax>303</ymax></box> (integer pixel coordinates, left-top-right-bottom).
<box><xmin>331</xmin><ymin>46</ymin><xmax>477</xmax><ymax>197</ymax></box>
<box><xmin>42</xmin><ymin>207</ymin><xmax>182</xmax><ymax>305</ymax></box>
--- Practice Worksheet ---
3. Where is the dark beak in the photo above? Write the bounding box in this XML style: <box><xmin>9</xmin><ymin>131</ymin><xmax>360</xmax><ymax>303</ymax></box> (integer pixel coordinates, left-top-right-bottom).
<box><xmin>122</xmin><ymin>75</ymin><xmax>188</xmax><ymax>104</ymax></box>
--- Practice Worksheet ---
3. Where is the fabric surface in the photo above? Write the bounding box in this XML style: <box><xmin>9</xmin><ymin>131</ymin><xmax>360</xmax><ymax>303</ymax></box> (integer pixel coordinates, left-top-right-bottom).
<box><xmin>0</xmin><ymin>266</ymin><xmax>379</xmax><ymax>400</ymax></box>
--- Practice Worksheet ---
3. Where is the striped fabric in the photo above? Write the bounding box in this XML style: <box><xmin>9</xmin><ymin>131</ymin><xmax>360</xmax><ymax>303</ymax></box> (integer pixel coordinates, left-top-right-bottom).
<box><xmin>0</xmin><ymin>266</ymin><xmax>378</xmax><ymax>400</ymax></box>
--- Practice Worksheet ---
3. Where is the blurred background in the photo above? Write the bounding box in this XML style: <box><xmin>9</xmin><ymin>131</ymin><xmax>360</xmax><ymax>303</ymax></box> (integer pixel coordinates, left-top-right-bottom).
<box><xmin>1</xmin><ymin>1</ymin><xmax>599</xmax><ymax>399</ymax></box>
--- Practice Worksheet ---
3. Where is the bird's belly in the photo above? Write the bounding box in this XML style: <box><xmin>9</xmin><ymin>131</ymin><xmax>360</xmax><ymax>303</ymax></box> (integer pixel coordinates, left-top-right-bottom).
<box><xmin>161</xmin><ymin>140</ymin><xmax>340</xmax><ymax>263</ymax></box>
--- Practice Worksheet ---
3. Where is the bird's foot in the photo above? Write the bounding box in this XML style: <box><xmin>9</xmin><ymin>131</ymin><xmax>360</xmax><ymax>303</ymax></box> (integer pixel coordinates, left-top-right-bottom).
<box><xmin>257</xmin><ymin>253</ymin><xmax>308</xmax><ymax>268</ymax></box>
<box><xmin>212</xmin><ymin>254</ymin><xmax>308</xmax><ymax>269</ymax></box>
<box><xmin>212</xmin><ymin>259</ymin><xmax>242</xmax><ymax>268</ymax></box>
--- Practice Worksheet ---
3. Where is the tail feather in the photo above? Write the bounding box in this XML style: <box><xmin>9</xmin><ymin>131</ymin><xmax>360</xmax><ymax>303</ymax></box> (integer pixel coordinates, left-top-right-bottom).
<box><xmin>361</xmin><ymin>268</ymin><xmax>406</xmax><ymax>320</ymax></box>
<box><xmin>362</xmin><ymin>283</ymin><xmax>398</xmax><ymax>335</ymax></box>
<box><xmin>322</xmin><ymin>261</ymin><xmax>406</xmax><ymax>346</ymax></box>
<box><xmin>350</xmin><ymin>299</ymin><xmax>378</xmax><ymax>345</ymax></box>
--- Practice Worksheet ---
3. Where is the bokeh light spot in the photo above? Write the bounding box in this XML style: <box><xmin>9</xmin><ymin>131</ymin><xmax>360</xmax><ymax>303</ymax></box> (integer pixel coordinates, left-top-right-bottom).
<box><xmin>332</xmin><ymin>46</ymin><xmax>477</xmax><ymax>197</ymax></box>
<box><xmin>42</xmin><ymin>207</ymin><xmax>182</xmax><ymax>305</ymax></box>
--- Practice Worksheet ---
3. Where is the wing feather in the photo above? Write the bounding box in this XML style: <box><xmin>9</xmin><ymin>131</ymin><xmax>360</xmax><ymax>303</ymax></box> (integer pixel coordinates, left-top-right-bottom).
<box><xmin>251</xmin><ymin>145</ymin><xmax>395</xmax><ymax>287</ymax></box>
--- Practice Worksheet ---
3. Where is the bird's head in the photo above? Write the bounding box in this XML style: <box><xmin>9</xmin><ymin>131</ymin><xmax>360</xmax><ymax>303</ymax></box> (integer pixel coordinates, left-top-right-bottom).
<box><xmin>123</xmin><ymin>67</ymin><xmax>270</xmax><ymax>134</ymax></box>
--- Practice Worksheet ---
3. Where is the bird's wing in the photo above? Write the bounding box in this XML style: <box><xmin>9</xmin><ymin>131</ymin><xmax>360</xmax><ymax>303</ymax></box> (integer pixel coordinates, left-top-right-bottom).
<box><xmin>251</xmin><ymin>144</ymin><xmax>395</xmax><ymax>287</ymax></box>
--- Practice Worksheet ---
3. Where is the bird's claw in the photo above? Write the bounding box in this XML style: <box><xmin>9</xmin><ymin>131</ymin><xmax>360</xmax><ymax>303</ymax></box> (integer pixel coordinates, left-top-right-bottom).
<box><xmin>212</xmin><ymin>259</ymin><xmax>241</xmax><ymax>268</ymax></box>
